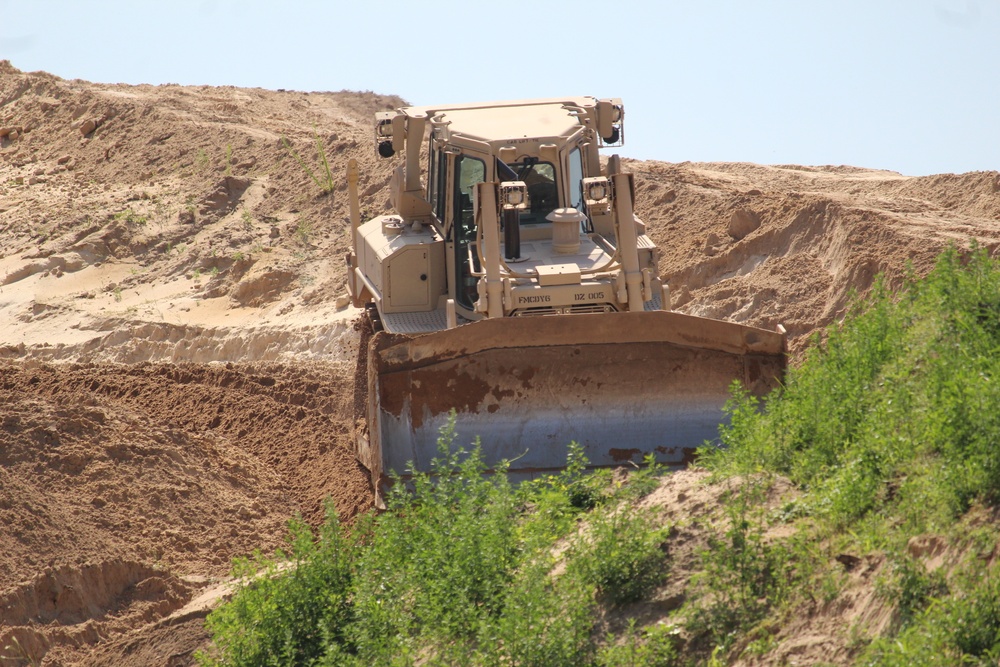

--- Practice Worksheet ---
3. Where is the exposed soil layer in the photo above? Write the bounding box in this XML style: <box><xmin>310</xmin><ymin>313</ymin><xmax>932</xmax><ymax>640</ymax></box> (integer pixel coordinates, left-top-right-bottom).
<box><xmin>0</xmin><ymin>59</ymin><xmax>998</xmax><ymax>665</ymax></box>
<box><xmin>0</xmin><ymin>360</ymin><xmax>366</xmax><ymax>666</ymax></box>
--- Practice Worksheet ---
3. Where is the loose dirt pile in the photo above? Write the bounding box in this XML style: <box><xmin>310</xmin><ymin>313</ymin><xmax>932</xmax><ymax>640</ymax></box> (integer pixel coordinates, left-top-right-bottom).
<box><xmin>0</xmin><ymin>361</ymin><xmax>366</xmax><ymax>665</ymax></box>
<box><xmin>633</xmin><ymin>161</ymin><xmax>1000</xmax><ymax>353</ymax></box>
<box><xmin>0</xmin><ymin>60</ymin><xmax>997</xmax><ymax>665</ymax></box>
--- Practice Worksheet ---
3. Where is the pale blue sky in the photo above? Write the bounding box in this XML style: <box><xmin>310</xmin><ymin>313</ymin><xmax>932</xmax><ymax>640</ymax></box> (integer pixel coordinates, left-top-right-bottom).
<box><xmin>2</xmin><ymin>1</ymin><xmax>998</xmax><ymax>176</ymax></box>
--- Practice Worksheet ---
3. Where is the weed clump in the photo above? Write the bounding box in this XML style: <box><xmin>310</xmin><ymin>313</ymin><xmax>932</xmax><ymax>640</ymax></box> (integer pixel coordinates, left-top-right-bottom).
<box><xmin>281</xmin><ymin>130</ymin><xmax>335</xmax><ymax>194</ymax></box>
<box><xmin>863</xmin><ymin>566</ymin><xmax>1000</xmax><ymax>666</ymax></box>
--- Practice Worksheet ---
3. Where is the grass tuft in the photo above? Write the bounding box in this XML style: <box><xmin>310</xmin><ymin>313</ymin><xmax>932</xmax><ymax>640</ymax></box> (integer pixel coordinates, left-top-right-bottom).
<box><xmin>281</xmin><ymin>129</ymin><xmax>335</xmax><ymax>195</ymax></box>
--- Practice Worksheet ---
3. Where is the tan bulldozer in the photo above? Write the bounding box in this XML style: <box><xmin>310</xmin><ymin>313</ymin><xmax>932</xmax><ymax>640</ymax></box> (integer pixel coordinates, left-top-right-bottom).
<box><xmin>346</xmin><ymin>97</ymin><xmax>785</xmax><ymax>492</ymax></box>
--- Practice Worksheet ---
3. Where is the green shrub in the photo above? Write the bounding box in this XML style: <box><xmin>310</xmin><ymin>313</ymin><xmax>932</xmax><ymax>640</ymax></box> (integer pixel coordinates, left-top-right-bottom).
<box><xmin>688</xmin><ymin>479</ymin><xmax>795</xmax><ymax>651</ymax></box>
<box><xmin>596</xmin><ymin>619</ymin><xmax>679</xmax><ymax>667</ymax></box>
<box><xmin>702</xmin><ymin>246</ymin><xmax>1000</xmax><ymax>533</ymax></box>
<box><xmin>694</xmin><ymin>246</ymin><xmax>1000</xmax><ymax>664</ymax></box>
<box><xmin>197</xmin><ymin>503</ymin><xmax>356</xmax><ymax>667</ymax></box>
<box><xmin>347</xmin><ymin>425</ymin><xmax>521</xmax><ymax>663</ymax></box>
<box><xmin>864</xmin><ymin>565</ymin><xmax>1000</xmax><ymax>666</ymax></box>
<box><xmin>568</xmin><ymin>499</ymin><xmax>669</xmax><ymax>606</ymax></box>
<box><xmin>201</xmin><ymin>414</ymin><xmax>673</xmax><ymax>667</ymax></box>
<box><xmin>875</xmin><ymin>553</ymin><xmax>948</xmax><ymax>627</ymax></box>
<box><xmin>484</xmin><ymin>557</ymin><xmax>597</xmax><ymax>667</ymax></box>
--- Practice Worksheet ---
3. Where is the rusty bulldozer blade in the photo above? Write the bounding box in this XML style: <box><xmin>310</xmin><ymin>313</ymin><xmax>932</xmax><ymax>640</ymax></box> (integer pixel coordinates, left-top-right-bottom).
<box><xmin>356</xmin><ymin>310</ymin><xmax>785</xmax><ymax>490</ymax></box>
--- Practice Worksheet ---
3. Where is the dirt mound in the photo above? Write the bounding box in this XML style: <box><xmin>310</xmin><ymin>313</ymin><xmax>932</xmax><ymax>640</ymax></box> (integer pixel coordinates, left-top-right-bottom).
<box><xmin>0</xmin><ymin>60</ymin><xmax>398</xmax><ymax>366</ymax></box>
<box><xmin>0</xmin><ymin>360</ymin><xmax>367</xmax><ymax>584</ymax></box>
<box><xmin>0</xmin><ymin>360</ymin><xmax>367</xmax><ymax>665</ymax></box>
<box><xmin>632</xmin><ymin>161</ymin><xmax>1000</xmax><ymax>353</ymax></box>
<box><xmin>0</xmin><ymin>561</ymin><xmax>197</xmax><ymax>666</ymax></box>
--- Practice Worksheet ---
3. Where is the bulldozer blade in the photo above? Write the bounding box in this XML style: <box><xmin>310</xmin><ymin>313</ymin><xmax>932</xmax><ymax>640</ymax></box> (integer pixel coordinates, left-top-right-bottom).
<box><xmin>357</xmin><ymin>310</ymin><xmax>785</xmax><ymax>488</ymax></box>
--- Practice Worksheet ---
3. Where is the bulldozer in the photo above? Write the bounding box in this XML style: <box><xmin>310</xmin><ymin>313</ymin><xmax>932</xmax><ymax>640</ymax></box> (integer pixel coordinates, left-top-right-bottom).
<box><xmin>346</xmin><ymin>96</ymin><xmax>786</xmax><ymax>492</ymax></box>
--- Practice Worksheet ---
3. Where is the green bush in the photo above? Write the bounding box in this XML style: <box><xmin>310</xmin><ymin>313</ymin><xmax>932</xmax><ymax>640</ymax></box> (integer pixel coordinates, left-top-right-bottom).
<box><xmin>596</xmin><ymin>619</ymin><xmax>678</xmax><ymax>667</ymax></box>
<box><xmin>568</xmin><ymin>499</ymin><xmax>669</xmax><ymax>606</ymax></box>
<box><xmin>702</xmin><ymin>246</ymin><xmax>1000</xmax><ymax>533</ymax></box>
<box><xmin>864</xmin><ymin>566</ymin><xmax>1000</xmax><ymax>666</ymax></box>
<box><xmin>200</xmin><ymin>417</ymin><xmax>673</xmax><ymax>667</ymax></box>
<box><xmin>687</xmin><ymin>479</ymin><xmax>796</xmax><ymax>652</ymax></box>
<box><xmin>347</xmin><ymin>425</ymin><xmax>521</xmax><ymax>663</ymax></box>
<box><xmin>875</xmin><ymin>553</ymin><xmax>948</xmax><ymax>627</ymax></box>
<box><xmin>697</xmin><ymin>246</ymin><xmax>1000</xmax><ymax>661</ymax></box>
<box><xmin>197</xmin><ymin>503</ymin><xmax>356</xmax><ymax>667</ymax></box>
<box><xmin>485</xmin><ymin>557</ymin><xmax>597</xmax><ymax>667</ymax></box>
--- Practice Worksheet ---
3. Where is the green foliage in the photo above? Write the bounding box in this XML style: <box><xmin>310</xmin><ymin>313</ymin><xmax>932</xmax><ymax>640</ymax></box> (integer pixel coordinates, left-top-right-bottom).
<box><xmin>113</xmin><ymin>208</ymin><xmax>148</xmax><ymax>227</ymax></box>
<box><xmin>197</xmin><ymin>502</ymin><xmax>356</xmax><ymax>667</ymax></box>
<box><xmin>568</xmin><ymin>499</ymin><xmax>669</xmax><ymax>606</ymax></box>
<box><xmin>201</xmin><ymin>416</ymin><xmax>672</xmax><ymax>667</ymax></box>
<box><xmin>485</xmin><ymin>557</ymin><xmax>597</xmax><ymax>667</ymax></box>
<box><xmin>295</xmin><ymin>218</ymin><xmax>313</xmax><ymax>245</ymax></box>
<box><xmin>688</xmin><ymin>479</ymin><xmax>796</xmax><ymax>651</ymax></box>
<box><xmin>875</xmin><ymin>553</ymin><xmax>948</xmax><ymax>626</ymax></box>
<box><xmin>596</xmin><ymin>620</ymin><xmax>678</xmax><ymax>667</ymax></box>
<box><xmin>702</xmin><ymin>246</ymin><xmax>1000</xmax><ymax>532</ymax></box>
<box><xmin>196</xmin><ymin>148</ymin><xmax>210</xmax><ymax>170</ymax></box>
<box><xmin>863</xmin><ymin>565</ymin><xmax>1000</xmax><ymax>666</ymax></box>
<box><xmin>695</xmin><ymin>246</ymin><xmax>1000</xmax><ymax>661</ymax></box>
<box><xmin>347</xmin><ymin>422</ymin><xmax>520</xmax><ymax>663</ymax></box>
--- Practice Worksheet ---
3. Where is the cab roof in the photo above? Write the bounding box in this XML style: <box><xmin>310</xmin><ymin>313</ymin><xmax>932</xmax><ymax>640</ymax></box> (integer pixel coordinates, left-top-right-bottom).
<box><xmin>404</xmin><ymin>97</ymin><xmax>599</xmax><ymax>145</ymax></box>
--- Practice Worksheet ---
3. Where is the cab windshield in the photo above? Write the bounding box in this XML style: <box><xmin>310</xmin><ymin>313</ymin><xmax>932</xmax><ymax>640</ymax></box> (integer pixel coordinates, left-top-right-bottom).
<box><xmin>506</xmin><ymin>159</ymin><xmax>558</xmax><ymax>225</ymax></box>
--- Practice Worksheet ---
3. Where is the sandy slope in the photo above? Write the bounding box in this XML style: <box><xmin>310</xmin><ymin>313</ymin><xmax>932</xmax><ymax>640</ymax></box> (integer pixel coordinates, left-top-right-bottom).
<box><xmin>0</xmin><ymin>60</ymin><xmax>998</xmax><ymax>665</ymax></box>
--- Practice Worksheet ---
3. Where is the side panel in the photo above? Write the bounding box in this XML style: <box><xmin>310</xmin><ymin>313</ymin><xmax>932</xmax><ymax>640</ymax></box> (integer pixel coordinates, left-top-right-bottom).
<box><xmin>387</xmin><ymin>247</ymin><xmax>431</xmax><ymax>309</ymax></box>
<box><xmin>356</xmin><ymin>217</ymin><xmax>446</xmax><ymax>313</ymax></box>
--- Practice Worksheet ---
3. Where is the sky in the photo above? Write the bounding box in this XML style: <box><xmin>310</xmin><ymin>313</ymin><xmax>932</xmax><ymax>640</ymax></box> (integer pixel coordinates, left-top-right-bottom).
<box><xmin>1</xmin><ymin>0</ymin><xmax>998</xmax><ymax>176</ymax></box>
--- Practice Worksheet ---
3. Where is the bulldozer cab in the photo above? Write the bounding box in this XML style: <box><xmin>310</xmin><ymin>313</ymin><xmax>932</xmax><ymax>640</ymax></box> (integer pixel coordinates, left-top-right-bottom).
<box><xmin>431</xmin><ymin>138</ymin><xmax>581</xmax><ymax>314</ymax></box>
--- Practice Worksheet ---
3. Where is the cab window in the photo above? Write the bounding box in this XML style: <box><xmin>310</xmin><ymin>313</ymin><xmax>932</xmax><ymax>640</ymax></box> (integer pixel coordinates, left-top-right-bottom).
<box><xmin>428</xmin><ymin>139</ymin><xmax>450</xmax><ymax>222</ymax></box>
<box><xmin>568</xmin><ymin>147</ymin><xmax>584</xmax><ymax>211</ymax></box>
<box><xmin>428</xmin><ymin>144</ymin><xmax>438</xmax><ymax>217</ymax></box>
<box><xmin>454</xmin><ymin>154</ymin><xmax>485</xmax><ymax>309</ymax></box>
<box><xmin>507</xmin><ymin>159</ymin><xmax>558</xmax><ymax>225</ymax></box>
<box><xmin>455</xmin><ymin>155</ymin><xmax>485</xmax><ymax>243</ymax></box>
